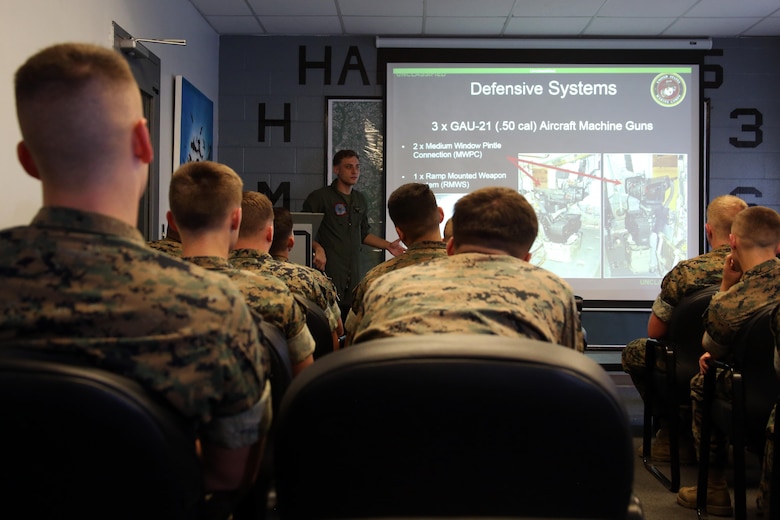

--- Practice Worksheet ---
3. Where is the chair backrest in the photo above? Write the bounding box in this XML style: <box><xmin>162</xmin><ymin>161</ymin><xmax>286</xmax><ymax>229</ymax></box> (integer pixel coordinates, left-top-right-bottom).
<box><xmin>665</xmin><ymin>285</ymin><xmax>719</xmax><ymax>394</ymax></box>
<box><xmin>273</xmin><ymin>335</ymin><xmax>635</xmax><ymax>519</ymax></box>
<box><xmin>293</xmin><ymin>294</ymin><xmax>334</xmax><ymax>359</ymax></box>
<box><xmin>259</xmin><ymin>320</ymin><xmax>293</xmax><ymax>413</ymax></box>
<box><xmin>732</xmin><ymin>303</ymin><xmax>780</xmax><ymax>451</ymax></box>
<box><xmin>0</xmin><ymin>350</ymin><xmax>204</xmax><ymax>519</ymax></box>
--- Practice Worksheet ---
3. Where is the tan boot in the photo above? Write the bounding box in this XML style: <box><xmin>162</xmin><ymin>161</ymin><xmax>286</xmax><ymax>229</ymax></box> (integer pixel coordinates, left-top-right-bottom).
<box><xmin>676</xmin><ymin>480</ymin><xmax>733</xmax><ymax>517</ymax></box>
<box><xmin>647</xmin><ymin>427</ymin><xmax>671</xmax><ymax>462</ymax></box>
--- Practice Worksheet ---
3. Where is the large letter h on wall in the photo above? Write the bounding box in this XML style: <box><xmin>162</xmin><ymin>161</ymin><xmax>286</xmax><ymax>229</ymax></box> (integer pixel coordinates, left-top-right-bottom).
<box><xmin>258</xmin><ymin>103</ymin><xmax>291</xmax><ymax>142</ymax></box>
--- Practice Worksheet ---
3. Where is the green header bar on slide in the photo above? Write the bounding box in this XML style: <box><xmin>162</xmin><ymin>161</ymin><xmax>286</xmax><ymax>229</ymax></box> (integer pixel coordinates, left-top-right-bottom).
<box><xmin>393</xmin><ymin>66</ymin><xmax>693</xmax><ymax>76</ymax></box>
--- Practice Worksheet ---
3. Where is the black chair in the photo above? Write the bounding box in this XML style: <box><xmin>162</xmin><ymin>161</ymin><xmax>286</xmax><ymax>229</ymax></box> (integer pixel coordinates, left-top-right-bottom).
<box><xmin>233</xmin><ymin>321</ymin><xmax>292</xmax><ymax>520</ymax></box>
<box><xmin>697</xmin><ymin>303</ymin><xmax>780</xmax><ymax>520</ymax></box>
<box><xmin>770</xmin><ymin>400</ymin><xmax>780</xmax><ymax>520</ymax></box>
<box><xmin>0</xmin><ymin>350</ymin><xmax>205</xmax><ymax>520</ymax></box>
<box><xmin>259</xmin><ymin>320</ymin><xmax>293</xmax><ymax>413</ymax></box>
<box><xmin>643</xmin><ymin>285</ymin><xmax>718</xmax><ymax>491</ymax></box>
<box><xmin>273</xmin><ymin>334</ymin><xmax>643</xmax><ymax>519</ymax></box>
<box><xmin>294</xmin><ymin>293</ymin><xmax>335</xmax><ymax>359</ymax></box>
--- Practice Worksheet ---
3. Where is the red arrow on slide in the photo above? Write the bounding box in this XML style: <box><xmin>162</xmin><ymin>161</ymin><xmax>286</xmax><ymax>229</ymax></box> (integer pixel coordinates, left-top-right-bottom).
<box><xmin>507</xmin><ymin>156</ymin><xmax>622</xmax><ymax>185</ymax></box>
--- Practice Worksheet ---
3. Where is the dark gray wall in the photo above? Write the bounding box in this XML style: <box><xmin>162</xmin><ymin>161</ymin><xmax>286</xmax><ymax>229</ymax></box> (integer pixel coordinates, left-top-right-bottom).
<box><xmin>218</xmin><ymin>35</ymin><xmax>780</xmax><ymax>348</ymax></box>
<box><xmin>218</xmin><ymin>36</ymin><xmax>780</xmax><ymax>215</ymax></box>
<box><xmin>705</xmin><ymin>38</ymin><xmax>780</xmax><ymax>211</ymax></box>
<box><xmin>219</xmin><ymin>36</ymin><xmax>381</xmax><ymax>209</ymax></box>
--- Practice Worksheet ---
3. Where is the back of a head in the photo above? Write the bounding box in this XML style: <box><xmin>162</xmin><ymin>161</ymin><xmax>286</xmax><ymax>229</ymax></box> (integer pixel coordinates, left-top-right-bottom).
<box><xmin>732</xmin><ymin>205</ymin><xmax>780</xmax><ymax>250</ymax></box>
<box><xmin>707</xmin><ymin>194</ymin><xmax>748</xmax><ymax>238</ymax></box>
<box><xmin>271</xmin><ymin>207</ymin><xmax>294</xmax><ymax>255</ymax></box>
<box><xmin>387</xmin><ymin>183</ymin><xmax>440</xmax><ymax>243</ymax></box>
<box><xmin>239</xmin><ymin>191</ymin><xmax>274</xmax><ymax>239</ymax></box>
<box><xmin>169</xmin><ymin>161</ymin><xmax>243</xmax><ymax>232</ymax></box>
<box><xmin>452</xmin><ymin>187</ymin><xmax>538</xmax><ymax>258</ymax></box>
<box><xmin>15</xmin><ymin>43</ymin><xmax>140</xmax><ymax>180</ymax></box>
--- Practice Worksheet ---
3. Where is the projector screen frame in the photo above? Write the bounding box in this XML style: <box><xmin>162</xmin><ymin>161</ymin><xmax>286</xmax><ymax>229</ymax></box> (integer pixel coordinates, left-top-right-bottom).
<box><xmin>378</xmin><ymin>45</ymin><xmax>709</xmax><ymax>308</ymax></box>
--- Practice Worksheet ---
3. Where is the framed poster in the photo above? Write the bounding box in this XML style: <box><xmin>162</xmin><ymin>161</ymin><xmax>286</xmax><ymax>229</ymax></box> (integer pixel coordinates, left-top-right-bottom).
<box><xmin>173</xmin><ymin>75</ymin><xmax>214</xmax><ymax>170</ymax></box>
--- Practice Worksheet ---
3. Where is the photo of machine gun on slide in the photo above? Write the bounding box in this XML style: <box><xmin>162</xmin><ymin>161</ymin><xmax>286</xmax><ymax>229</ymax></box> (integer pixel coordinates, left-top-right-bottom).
<box><xmin>514</xmin><ymin>152</ymin><xmax>688</xmax><ymax>280</ymax></box>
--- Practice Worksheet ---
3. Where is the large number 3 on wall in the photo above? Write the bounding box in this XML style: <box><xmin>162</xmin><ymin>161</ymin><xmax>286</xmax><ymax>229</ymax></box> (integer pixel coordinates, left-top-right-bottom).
<box><xmin>729</xmin><ymin>108</ymin><xmax>763</xmax><ymax>148</ymax></box>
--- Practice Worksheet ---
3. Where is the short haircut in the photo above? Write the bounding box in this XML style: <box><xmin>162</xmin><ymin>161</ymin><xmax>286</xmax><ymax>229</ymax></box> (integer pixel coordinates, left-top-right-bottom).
<box><xmin>271</xmin><ymin>207</ymin><xmax>294</xmax><ymax>255</ymax></box>
<box><xmin>387</xmin><ymin>183</ymin><xmax>440</xmax><ymax>243</ymax></box>
<box><xmin>707</xmin><ymin>195</ymin><xmax>748</xmax><ymax>237</ymax></box>
<box><xmin>169</xmin><ymin>161</ymin><xmax>243</xmax><ymax>232</ymax></box>
<box><xmin>732</xmin><ymin>206</ymin><xmax>780</xmax><ymax>249</ymax></box>
<box><xmin>239</xmin><ymin>191</ymin><xmax>274</xmax><ymax>238</ymax></box>
<box><xmin>333</xmin><ymin>149</ymin><xmax>358</xmax><ymax>167</ymax></box>
<box><xmin>14</xmin><ymin>42</ymin><xmax>138</xmax><ymax>177</ymax></box>
<box><xmin>452</xmin><ymin>187</ymin><xmax>538</xmax><ymax>257</ymax></box>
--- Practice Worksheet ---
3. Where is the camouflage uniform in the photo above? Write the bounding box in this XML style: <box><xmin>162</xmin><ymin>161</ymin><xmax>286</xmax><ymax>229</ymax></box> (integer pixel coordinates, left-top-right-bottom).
<box><xmin>344</xmin><ymin>240</ymin><xmax>448</xmax><ymax>334</ymax></box>
<box><xmin>231</xmin><ymin>248</ymin><xmax>341</xmax><ymax>332</ymax></box>
<box><xmin>691</xmin><ymin>257</ymin><xmax>780</xmax><ymax>469</ymax></box>
<box><xmin>0</xmin><ymin>207</ymin><xmax>270</xmax><ymax>449</ymax></box>
<box><xmin>760</xmin><ymin>306</ymin><xmax>780</xmax><ymax>513</ymax></box>
<box><xmin>351</xmin><ymin>252</ymin><xmax>584</xmax><ymax>351</ymax></box>
<box><xmin>146</xmin><ymin>236</ymin><xmax>182</xmax><ymax>257</ymax></box>
<box><xmin>621</xmin><ymin>244</ymin><xmax>731</xmax><ymax>399</ymax></box>
<box><xmin>185</xmin><ymin>256</ymin><xmax>315</xmax><ymax>365</ymax></box>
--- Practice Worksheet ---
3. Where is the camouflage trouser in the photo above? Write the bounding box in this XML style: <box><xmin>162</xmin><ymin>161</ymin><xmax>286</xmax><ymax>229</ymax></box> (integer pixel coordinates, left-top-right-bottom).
<box><xmin>759</xmin><ymin>404</ymin><xmax>775</xmax><ymax>514</ymax></box>
<box><xmin>690</xmin><ymin>369</ymin><xmax>733</xmax><ymax>468</ymax></box>
<box><xmin>623</xmin><ymin>338</ymin><xmax>693</xmax><ymax>435</ymax></box>
<box><xmin>621</xmin><ymin>338</ymin><xmax>665</xmax><ymax>401</ymax></box>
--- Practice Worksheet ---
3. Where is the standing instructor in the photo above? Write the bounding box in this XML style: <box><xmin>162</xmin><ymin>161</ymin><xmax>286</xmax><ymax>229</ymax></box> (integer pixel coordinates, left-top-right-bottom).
<box><xmin>303</xmin><ymin>150</ymin><xmax>404</xmax><ymax>319</ymax></box>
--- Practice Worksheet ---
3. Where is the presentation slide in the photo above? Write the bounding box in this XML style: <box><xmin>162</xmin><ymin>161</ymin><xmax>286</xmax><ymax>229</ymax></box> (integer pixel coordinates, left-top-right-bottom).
<box><xmin>385</xmin><ymin>63</ymin><xmax>701</xmax><ymax>303</ymax></box>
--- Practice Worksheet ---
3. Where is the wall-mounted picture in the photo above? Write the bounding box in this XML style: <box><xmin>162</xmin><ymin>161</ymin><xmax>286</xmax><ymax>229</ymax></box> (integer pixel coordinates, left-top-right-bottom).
<box><xmin>173</xmin><ymin>75</ymin><xmax>213</xmax><ymax>170</ymax></box>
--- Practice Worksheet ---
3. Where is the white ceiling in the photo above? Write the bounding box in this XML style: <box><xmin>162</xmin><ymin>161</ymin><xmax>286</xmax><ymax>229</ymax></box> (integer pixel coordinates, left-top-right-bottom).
<box><xmin>186</xmin><ymin>0</ymin><xmax>780</xmax><ymax>38</ymax></box>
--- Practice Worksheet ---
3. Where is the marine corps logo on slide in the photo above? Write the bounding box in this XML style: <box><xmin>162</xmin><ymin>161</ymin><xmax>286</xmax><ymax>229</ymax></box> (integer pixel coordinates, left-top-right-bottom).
<box><xmin>651</xmin><ymin>72</ymin><xmax>686</xmax><ymax>107</ymax></box>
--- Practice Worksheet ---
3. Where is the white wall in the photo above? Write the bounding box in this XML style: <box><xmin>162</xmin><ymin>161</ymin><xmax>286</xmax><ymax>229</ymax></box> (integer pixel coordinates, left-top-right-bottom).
<box><xmin>0</xmin><ymin>0</ymin><xmax>219</xmax><ymax>231</ymax></box>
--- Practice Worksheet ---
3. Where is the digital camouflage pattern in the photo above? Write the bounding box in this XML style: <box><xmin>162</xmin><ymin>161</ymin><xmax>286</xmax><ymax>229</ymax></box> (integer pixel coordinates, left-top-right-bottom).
<box><xmin>351</xmin><ymin>252</ymin><xmax>584</xmax><ymax>351</ymax></box>
<box><xmin>231</xmin><ymin>248</ymin><xmax>341</xmax><ymax>332</ymax></box>
<box><xmin>652</xmin><ymin>245</ymin><xmax>732</xmax><ymax>323</ymax></box>
<box><xmin>621</xmin><ymin>245</ymin><xmax>732</xmax><ymax>396</ymax></box>
<box><xmin>758</xmin><ymin>306</ymin><xmax>780</xmax><ymax>513</ymax></box>
<box><xmin>691</xmin><ymin>257</ymin><xmax>780</xmax><ymax>469</ymax></box>
<box><xmin>0</xmin><ymin>207</ymin><xmax>270</xmax><ymax>448</ymax></box>
<box><xmin>345</xmin><ymin>240</ymin><xmax>448</xmax><ymax>334</ymax></box>
<box><xmin>146</xmin><ymin>236</ymin><xmax>183</xmax><ymax>257</ymax></box>
<box><xmin>185</xmin><ymin>256</ymin><xmax>315</xmax><ymax>365</ymax></box>
<box><xmin>704</xmin><ymin>257</ymin><xmax>780</xmax><ymax>357</ymax></box>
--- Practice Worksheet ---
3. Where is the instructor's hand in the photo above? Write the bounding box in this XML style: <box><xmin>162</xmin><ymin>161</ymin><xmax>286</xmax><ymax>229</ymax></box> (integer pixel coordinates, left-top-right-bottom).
<box><xmin>313</xmin><ymin>247</ymin><xmax>327</xmax><ymax>270</ymax></box>
<box><xmin>386</xmin><ymin>239</ymin><xmax>406</xmax><ymax>257</ymax></box>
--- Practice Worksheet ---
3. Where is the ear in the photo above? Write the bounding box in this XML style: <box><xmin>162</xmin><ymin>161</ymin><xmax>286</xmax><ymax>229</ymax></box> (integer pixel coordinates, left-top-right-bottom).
<box><xmin>437</xmin><ymin>206</ymin><xmax>444</xmax><ymax>223</ymax></box>
<box><xmin>446</xmin><ymin>237</ymin><xmax>455</xmax><ymax>256</ymax></box>
<box><xmin>704</xmin><ymin>222</ymin><xmax>713</xmax><ymax>243</ymax></box>
<box><xmin>265</xmin><ymin>223</ymin><xmax>274</xmax><ymax>244</ymax></box>
<box><xmin>395</xmin><ymin>226</ymin><xmax>406</xmax><ymax>245</ymax></box>
<box><xmin>166</xmin><ymin>210</ymin><xmax>178</xmax><ymax>231</ymax></box>
<box><xmin>132</xmin><ymin>119</ymin><xmax>153</xmax><ymax>164</ymax></box>
<box><xmin>522</xmin><ymin>252</ymin><xmax>532</xmax><ymax>262</ymax></box>
<box><xmin>287</xmin><ymin>235</ymin><xmax>295</xmax><ymax>251</ymax></box>
<box><xmin>230</xmin><ymin>207</ymin><xmax>242</xmax><ymax>231</ymax></box>
<box><xmin>17</xmin><ymin>141</ymin><xmax>40</xmax><ymax>179</ymax></box>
